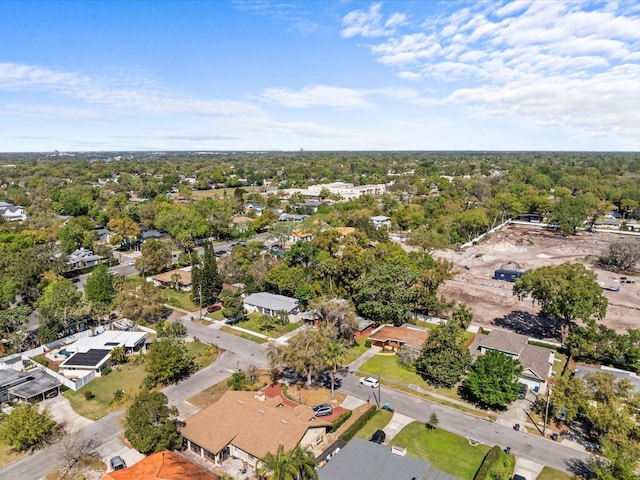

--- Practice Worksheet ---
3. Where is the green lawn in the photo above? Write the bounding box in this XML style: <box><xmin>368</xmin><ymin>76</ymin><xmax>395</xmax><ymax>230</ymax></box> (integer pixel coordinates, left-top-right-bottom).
<box><xmin>359</xmin><ymin>354</ymin><xmax>471</xmax><ymax>404</ymax></box>
<box><xmin>392</xmin><ymin>422</ymin><xmax>490</xmax><ymax>480</ymax></box>
<box><xmin>537</xmin><ymin>466</ymin><xmax>575</xmax><ymax>480</ymax></box>
<box><xmin>343</xmin><ymin>338</ymin><xmax>369</xmax><ymax>365</ymax></box>
<box><xmin>487</xmin><ymin>448</ymin><xmax>516</xmax><ymax>480</ymax></box>
<box><xmin>164</xmin><ymin>289</ymin><xmax>196</xmax><ymax>311</ymax></box>
<box><xmin>552</xmin><ymin>352</ymin><xmax>568</xmax><ymax>378</ymax></box>
<box><xmin>64</xmin><ymin>361</ymin><xmax>148</xmax><ymax>420</ymax></box>
<box><xmin>64</xmin><ymin>341</ymin><xmax>217</xmax><ymax>420</ymax></box>
<box><xmin>354</xmin><ymin>408</ymin><xmax>394</xmax><ymax>440</ymax></box>
<box><xmin>360</xmin><ymin>354</ymin><xmax>429</xmax><ymax>388</ymax></box>
<box><xmin>234</xmin><ymin>313</ymin><xmax>301</xmax><ymax>338</ymax></box>
<box><xmin>219</xmin><ymin>325</ymin><xmax>268</xmax><ymax>343</ymax></box>
<box><xmin>187</xmin><ymin>341</ymin><xmax>219</xmax><ymax>369</ymax></box>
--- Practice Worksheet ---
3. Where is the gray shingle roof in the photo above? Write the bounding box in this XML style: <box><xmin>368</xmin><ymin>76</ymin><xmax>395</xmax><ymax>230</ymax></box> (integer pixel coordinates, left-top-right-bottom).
<box><xmin>475</xmin><ymin>330</ymin><xmax>528</xmax><ymax>356</ymax></box>
<box><xmin>318</xmin><ymin>438</ymin><xmax>459</xmax><ymax>480</ymax></box>
<box><xmin>470</xmin><ymin>330</ymin><xmax>553</xmax><ymax>381</ymax></box>
<box><xmin>244</xmin><ymin>292</ymin><xmax>299</xmax><ymax>312</ymax></box>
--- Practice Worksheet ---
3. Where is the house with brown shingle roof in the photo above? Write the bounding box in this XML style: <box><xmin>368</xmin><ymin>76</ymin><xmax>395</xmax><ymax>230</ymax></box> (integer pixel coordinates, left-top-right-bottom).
<box><xmin>469</xmin><ymin>329</ymin><xmax>554</xmax><ymax>393</ymax></box>
<box><xmin>181</xmin><ymin>390</ymin><xmax>330</xmax><ymax>468</ymax></box>
<box><xmin>368</xmin><ymin>325</ymin><xmax>429</xmax><ymax>352</ymax></box>
<box><xmin>151</xmin><ymin>267</ymin><xmax>192</xmax><ymax>291</ymax></box>
<box><xmin>100</xmin><ymin>450</ymin><xmax>217</xmax><ymax>480</ymax></box>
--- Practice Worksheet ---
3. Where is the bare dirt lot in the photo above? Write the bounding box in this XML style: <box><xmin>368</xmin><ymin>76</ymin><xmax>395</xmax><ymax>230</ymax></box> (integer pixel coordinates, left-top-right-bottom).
<box><xmin>434</xmin><ymin>224</ymin><xmax>640</xmax><ymax>340</ymax></box>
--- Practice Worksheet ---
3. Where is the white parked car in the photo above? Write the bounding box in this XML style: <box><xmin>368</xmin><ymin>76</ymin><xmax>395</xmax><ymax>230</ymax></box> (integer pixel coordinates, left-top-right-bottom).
<box><xmin>359</xmin><ymin>377</ymin><xmax>379</xmax><ymax>388</ymax></box>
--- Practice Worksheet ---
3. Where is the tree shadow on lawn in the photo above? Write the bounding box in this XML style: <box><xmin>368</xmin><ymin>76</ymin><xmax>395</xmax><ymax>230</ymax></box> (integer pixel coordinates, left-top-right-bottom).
<box><xmin>492</xmin><ymin>310</ymin><xmax>561</xmax><ymax>341</ymax></box>
<box><xmin>564</xmin><ymin>458</ymin><xmax>592</xmax><ymax>479</ymax></box>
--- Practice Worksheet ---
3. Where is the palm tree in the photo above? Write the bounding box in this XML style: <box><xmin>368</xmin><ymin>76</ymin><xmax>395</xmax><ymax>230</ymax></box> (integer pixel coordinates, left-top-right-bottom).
<box><xmin>255</xmin><ymin>444</ymin><xmax>318</xmax><ymax>480</ymax></box>
<box><xmin>324</xmin><ymin>342</ymin><xmax>345</xmax><ymax>400</ymax></box>
<box><xmin>255</xmin><ymin>445</ymin><xmax>297</xmax><ymax>480</ymax></box>
<box><xmin>289</xmin><ymin>444</ymin><xmax>317</xmax><ymax>480</ymax></box>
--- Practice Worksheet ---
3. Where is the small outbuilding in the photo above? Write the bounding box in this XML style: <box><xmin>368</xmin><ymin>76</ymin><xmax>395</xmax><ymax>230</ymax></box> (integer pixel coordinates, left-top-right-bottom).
<box><xmin>493</xmin><ymin>268</ymin><xmax>524</xmax><ymax>282</ymax></box>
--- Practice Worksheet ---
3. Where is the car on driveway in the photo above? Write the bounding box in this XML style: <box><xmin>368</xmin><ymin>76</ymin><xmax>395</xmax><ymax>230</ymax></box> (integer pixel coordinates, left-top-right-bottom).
<box><xmin>359</xmin><ymin>377</ymin><xmax>379</xmax><ymax>388</ymax></box>
<box><xmin>518</xmin><ymin>384</ymin><xmax>528</xmax><ymax>399</ymax></box>
<box><xmin>312</xmin><ymin>404</ymin><xmax>333</xmax><ymax>417</ymax></box>
<box><xmin>207</xmin><ymin>303</ymin><xmax>222</xmax><ymax>313</ymax></box>
<box><xmin>109</xmin><ymin>456</ymin><xmax>126</xmax><ymax>471</ymax></box>
<box><xmin>370</xmin><ymin>429</ymin><xmax>386</xmax><ymax>444</ymax></box>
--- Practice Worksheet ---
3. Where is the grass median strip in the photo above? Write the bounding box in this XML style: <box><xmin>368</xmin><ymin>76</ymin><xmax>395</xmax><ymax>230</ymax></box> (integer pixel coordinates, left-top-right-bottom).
<box><xmin>219</xmin><ymin>325</ymin><xmax>268</xmax><ymax>343</ymax></box>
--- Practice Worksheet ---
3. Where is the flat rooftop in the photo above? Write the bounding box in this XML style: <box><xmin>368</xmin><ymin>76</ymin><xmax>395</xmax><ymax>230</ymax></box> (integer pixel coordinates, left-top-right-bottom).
<box><xmin>61</xmin><ymin>349</ymin><xmax>110</xmax><ymax>368</ymax></box>
<box><xmin>9</xmin><ymin>369</ymin><xmax>60</xmax><ymax>399</ymax></box>
<box><xmin>67</xmin><ymin>330</ymin><xmax>146</xmax><ymax>353</ymax></box>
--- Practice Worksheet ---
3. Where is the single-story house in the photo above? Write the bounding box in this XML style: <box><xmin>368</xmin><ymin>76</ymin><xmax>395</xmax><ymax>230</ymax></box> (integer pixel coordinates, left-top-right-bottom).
<box><xmin>0</xmin><ymin>368</ymin><xmax>61</xmax><ymax>403</ymax></box>
<box><xmin>368</xmin><ymin>325</ymin><xmax>429</xmax><ymax>352</ymax></box>
<box><xmin>101</xmin><ymin>450</ymin><xmax>218</xmax><ymax>480</ymax></box>
<box><xmin>574</xmin><ymin>364</ymin><xmax>640</xmax><ymax>393</ymax></box>
<box><xmin>151</xmin><ymin>267</ymin><xmax>192</xmax><ymax>291</ymax></box>
<box><xmin>516</xmin><ymin>214</ymin><xmax>544</xmax><ymax>223</ymax></box>
<box><xmin>60</xmin><ymin>349</ymin><xmax>111</xmax><ymax>377</ymax></box>
<box><xmin>140</xmin><ymin>229</ymin><xmax>167</xmax><ymax>241</ymax></box>
<box><xmin>279</xmin><ymin>213</ymin><xmax>308</xmax><ymax>222</ymax></box>
<box><xmin>243</xmin><ymin>292</ymin><xmax>300</xmax><ymax>317</ymax></box>
<box><xmin>290</xmin><ymin>229</ymin><xmax>314</xmax><ymax>243</ymax></box>
<box><xmin>469</xmin><ymin>329</ymin><xmax>554</xmax><ymax>393</ymax></box>
<box><xmin>222</xmin><ymin>283</ymin><xmax>244</xmax><ymax>295</ymax></box>
<box><xmin>370</xmin><ymin>215</ymin><xmax>391</xmax><ymax>229</ymax></box>
<box><xmin>181</xmin><ymin>390</ymin><xmax>330</xmax><ymax>468</ymax></box>
<box><xmin>66</xmin><ymin>330</ymin><xmax>147</xmax><ymax>355</ymax></box>
<box><xmin>353</xmin><ymin>317</ymin><xmax>375</xmax><ymax>339</ymax></box>
<box><xmin>318</xmin><ymin>438</ymin><xmax>458</xmax><ymax>480</ymax></box>
<box><xmin>67</xmin><ymin>248</ymin><xmax>103</xmax><ymax>268</ymax></box>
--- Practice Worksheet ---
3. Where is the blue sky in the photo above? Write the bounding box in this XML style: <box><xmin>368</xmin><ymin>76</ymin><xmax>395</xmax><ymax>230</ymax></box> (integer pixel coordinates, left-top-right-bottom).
<box><xmin>1</xmin><ymin>1</ymin><xmax>639</xmax><ymax>152</ymax></box>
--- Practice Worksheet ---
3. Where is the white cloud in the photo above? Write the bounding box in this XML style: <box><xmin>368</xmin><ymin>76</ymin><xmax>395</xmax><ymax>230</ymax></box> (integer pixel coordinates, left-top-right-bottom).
<box><xmin>259</xmin><ymin>85</ymin><xmax>370</xmax><ymax>109</ymax></box>
<box><xmin>0</xmin><ymin>62</ymin><xmax>264</xmax><ymax>119</ymax></box>
<box><xmin>341</xmin><ymin>1</ymin><xmax>640</xmax><ymax>142</ymax></box>
<box><xmin>341</xmin><ymin>2</ymin><xmax>407</xmax><ymax>38</ymax></box>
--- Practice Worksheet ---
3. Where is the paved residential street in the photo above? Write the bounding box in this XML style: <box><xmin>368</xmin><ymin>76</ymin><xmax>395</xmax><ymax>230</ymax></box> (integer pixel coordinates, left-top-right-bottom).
<box><xmin>1</xmin><ymin>315</ymin><xmax>591</xmax><ymax>479</ymax></box>
<box><xmin>337</xmin><ymin>373</ymin><xmax>592</xmax><ymax>473</ymax></box>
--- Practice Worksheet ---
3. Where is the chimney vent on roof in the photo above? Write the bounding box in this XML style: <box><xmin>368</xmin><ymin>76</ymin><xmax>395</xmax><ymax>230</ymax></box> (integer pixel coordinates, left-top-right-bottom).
<box><xmin>281</xmin><ymin>419</ymin><xmax>288</xmax><ymax>424</ymax></box>
<box><xmin>258</xmin><ymin>409</ymin><xmax>265</xmax><ymax>414</ymax></box>
<box><xmin>237</xmin><ymin>400</ymin><xmax>244</xmax><ymax>405</ymax></box>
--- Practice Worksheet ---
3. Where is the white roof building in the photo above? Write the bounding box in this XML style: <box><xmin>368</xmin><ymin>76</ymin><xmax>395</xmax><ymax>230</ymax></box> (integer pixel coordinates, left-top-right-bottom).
<box><xmin>66</xmin><ymin>330</ymin><xmax>147</xmax><ymax>354</ymax></box>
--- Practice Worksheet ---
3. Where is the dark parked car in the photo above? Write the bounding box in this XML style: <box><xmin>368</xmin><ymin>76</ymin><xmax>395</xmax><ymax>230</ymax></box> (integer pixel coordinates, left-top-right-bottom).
<box><xmin>370</xmin><ymin>430</ymin><xmax>386</xmax><ymax>444</ymax></box>
<box><xmin>312</xmin><ymin>404</ymin><xmax>333</xmax><ymax>417</ymax></box>
<box><xmin>518</xmin><ymin>384</ymin><xmax>528</xmax><ymax>399</ymax></box>
<box><xmin>109</xmin><ymin>456</ymin><xmax>126</xmax><ymax>471</ymax></box>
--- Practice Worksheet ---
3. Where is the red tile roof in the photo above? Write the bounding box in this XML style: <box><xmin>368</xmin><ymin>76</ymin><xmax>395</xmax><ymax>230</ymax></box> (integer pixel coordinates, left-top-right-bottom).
<box><xmin>100</xmin><ymin>451</ymin><xmax>217</xmax><ymax>480</ymax></box>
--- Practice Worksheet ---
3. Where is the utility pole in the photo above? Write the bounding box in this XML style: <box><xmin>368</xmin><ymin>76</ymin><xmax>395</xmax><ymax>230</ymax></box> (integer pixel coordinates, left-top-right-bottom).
<box><xmin>378</xmin><ymin>373</ymin><xmax>381</xmax><ymax>407</ymax></box>
<box><xmin>543</xmin><ymin>387</ymin><xmax>552</xmax><ymax>436</ymax></box>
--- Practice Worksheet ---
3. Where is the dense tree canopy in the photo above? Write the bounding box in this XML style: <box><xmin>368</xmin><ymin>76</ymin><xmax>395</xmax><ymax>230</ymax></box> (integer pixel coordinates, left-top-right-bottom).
<box><xmin>513</xmin><ymin>262</ymin><xmax>608</xmax><ymax>342</ymax></box>
<box><xmin>416</xmin><ymin>321</ymin><xmax>471</xmax><ymax>388</ymax></box>
<box><xmin>145</xmin><ymin>339</ymin><xmax>193</xmax><ymax>385</ymax></box>
<box><xmin>124</xmin><ymin>391</ymin><xmax>182</xmax><ymax>454</ymax></box>
<box><xmin>463</xmin><ymin>350</ymin><xmax>523</xmax><ymax>409</ymax></box>
<box><xmin>0</xmin><ymin>403</ymin><xmax>57</xmax><ymax>451</ymax></box>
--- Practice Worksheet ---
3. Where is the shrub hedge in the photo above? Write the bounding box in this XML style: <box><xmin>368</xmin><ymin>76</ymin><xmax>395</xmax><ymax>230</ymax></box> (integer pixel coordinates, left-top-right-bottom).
<box><xmin>330</xmin><ymin>410</ymin><xmax>353</xmax><ymax>433</ymax></box>
<box><xmin>473</xmin><ymin>445</ymin><xmax>502</xmax><ymax>480</ymax></box>
<box><xmin>339</xmin><ymin>405</ymin><xmax>377</xmax><ymax>442</ymax></box>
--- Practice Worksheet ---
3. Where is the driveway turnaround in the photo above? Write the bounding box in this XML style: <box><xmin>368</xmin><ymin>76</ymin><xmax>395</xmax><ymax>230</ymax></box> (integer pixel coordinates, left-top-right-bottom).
<box><xmin>42</xmin><ymin>395</ymin><xmax>93</xmax><ymax>433</ymax></box>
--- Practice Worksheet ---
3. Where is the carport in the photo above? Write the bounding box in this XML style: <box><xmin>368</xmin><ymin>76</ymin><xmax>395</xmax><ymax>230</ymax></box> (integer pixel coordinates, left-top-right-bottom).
<box><xmin>9</xmin><ymin>369</ymin><xmax>61</xmax><ymax>403</ymax></box>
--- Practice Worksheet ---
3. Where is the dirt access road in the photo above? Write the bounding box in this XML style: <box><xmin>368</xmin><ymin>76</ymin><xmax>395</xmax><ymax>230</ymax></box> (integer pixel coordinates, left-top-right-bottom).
<box><xmin>434</xmin><ymin>224</ymin><xmax>640</xmax><ymax>340</ymax></box>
